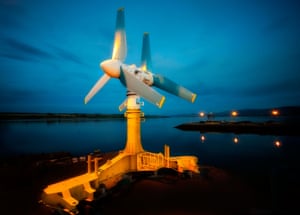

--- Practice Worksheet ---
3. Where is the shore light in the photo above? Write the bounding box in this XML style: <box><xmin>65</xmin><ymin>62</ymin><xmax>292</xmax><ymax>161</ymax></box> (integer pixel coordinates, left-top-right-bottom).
<box><xmin>231</xmin><ymin>111</ymin><xmax>238</xmax><ymax>117</ymax></box>
<box><xmin>271</xmin><ymin>109</ymin><xmax>280</xmax><ymax>116</ymax></box>
<box><xmin>199</xmin><ymin>112</ymin><xmax>205</xmax><ymax>117</ymax></box>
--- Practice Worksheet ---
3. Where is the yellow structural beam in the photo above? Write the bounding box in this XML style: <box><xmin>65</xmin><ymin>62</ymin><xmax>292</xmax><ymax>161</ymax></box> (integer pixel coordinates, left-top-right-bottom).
<box><xmin>44</xmin><ymin>173</ymin><xmax>97</xmax><ymax>194</ymax></box>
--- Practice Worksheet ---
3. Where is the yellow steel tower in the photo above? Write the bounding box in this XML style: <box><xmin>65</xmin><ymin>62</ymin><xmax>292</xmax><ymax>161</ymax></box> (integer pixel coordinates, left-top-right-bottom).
<box><xmin>123</xmin><ymin>92</ymin><xmax>144</xmax><ymax>154</ymax></box>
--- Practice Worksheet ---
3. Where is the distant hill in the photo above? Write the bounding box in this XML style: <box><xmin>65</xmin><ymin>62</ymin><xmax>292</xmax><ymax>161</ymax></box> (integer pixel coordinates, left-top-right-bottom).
<box><xmin>1</xmin><ymin>106</ymin><xmax>300</xmax><ymax>120</ymax></box>
<box><xmin>0</xmin><ymin>112</ymin><xmax>124</xmax><ymax>120</ymax></box>
<box><xmin>216</xmin><ymin>106</ymin><xmax>300</xmax><ymax>117</ymax></box>
<box><xmin>0</xmin><ymin>112</ymin><xmax>170</xmax><ymax>120</ymax></box>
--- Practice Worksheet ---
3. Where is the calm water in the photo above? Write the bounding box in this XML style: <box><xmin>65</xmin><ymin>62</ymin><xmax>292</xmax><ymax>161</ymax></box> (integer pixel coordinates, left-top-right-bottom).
<box><xmin>1</xmin><ymin>116</ymin><xmax>299</xmax><ymax>174</ymax></box>
<box><xmin>1</xmin><ymin>116</ymin><xmax>300</xmax><ymax>214</ymax></box>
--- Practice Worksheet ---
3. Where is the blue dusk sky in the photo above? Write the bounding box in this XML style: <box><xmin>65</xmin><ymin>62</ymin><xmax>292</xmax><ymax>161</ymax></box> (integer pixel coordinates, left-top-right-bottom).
<box><xmin>1</xmin><ymin>0</ymin><xmax>300</xmax><ymax>115</ymax></box>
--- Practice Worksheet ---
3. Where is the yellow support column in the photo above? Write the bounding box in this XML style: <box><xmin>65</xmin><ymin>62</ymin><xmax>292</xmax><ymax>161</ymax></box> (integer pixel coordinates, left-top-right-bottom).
<box><xmin>123</xmin><ymin>108</ymin><xmax>144</xmax><ymax>154</ymax></box>
<box><xmin>164</xmin><ymin>144</ymin><xmax>170</xmax><ymax>168</ymax></box>
<box><xmin>123</xmin><ymin>93</ymin><xmax>144</xmax><ymax>155</ymax></box>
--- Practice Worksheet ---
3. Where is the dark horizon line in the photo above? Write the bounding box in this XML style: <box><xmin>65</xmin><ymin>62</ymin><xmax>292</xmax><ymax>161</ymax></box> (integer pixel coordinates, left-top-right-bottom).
<box><xmin>0</xmin><ymin>105</ymin><xmax>300</xmax><ymax>120</ymax></box>
<box><xmin>0</xmin><ymin>112</ymin><xmax>171</xmax><ymax>120</ymax></box>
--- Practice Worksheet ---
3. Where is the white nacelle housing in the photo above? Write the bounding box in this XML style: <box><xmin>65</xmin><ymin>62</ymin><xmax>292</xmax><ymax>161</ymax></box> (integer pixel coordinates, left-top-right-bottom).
<box><xmin>124</xmin><ymin>64</ymin><xmax>154</xmax><ymax>86</ymax></box>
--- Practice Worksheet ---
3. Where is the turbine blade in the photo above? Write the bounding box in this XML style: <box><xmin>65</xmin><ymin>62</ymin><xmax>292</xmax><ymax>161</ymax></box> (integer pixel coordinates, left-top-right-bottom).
<box><xmin>141</xmin><ymin>33</ymin><xmax>152</xmax><ymax>72</ymax></box>
<box><xmin>120</xmin><ymin>67</ymin><xmax>165</xmax><ymax>108</ymax></box>
<box><xmin>84</xmin><ymin>74</ymin><xmax>110</xmax><ymax>104</ymax></box>
<box><xmin>119</xmin><ymin>98</ymin><xmax>127</xmax><ymax>112</ymax></box>
<box><xmin>112</xmin><ymin>8</ymin><xmax>127</xmax><ymax>61</ymax></box>
<box><xmin>153</xmin><ymin>74</ymin><xmax>197</xmax><ymax>103</ymax></box>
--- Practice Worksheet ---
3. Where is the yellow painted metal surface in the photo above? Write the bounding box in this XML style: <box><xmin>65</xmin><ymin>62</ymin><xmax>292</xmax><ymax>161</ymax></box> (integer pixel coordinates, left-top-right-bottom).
<box><xmin>44</xmin><ymin>173</ymin><xmax>97</xmax><ymax>194</ymax></box>
<box><xmin>123</xmin><ymin>109</ymin><xmax>144</xmax><ymax>154</ymax></box>
<box><xmin>42</xmin><ymin>105</ymin><xmax>199</xmax><ymax>213</ymax></box>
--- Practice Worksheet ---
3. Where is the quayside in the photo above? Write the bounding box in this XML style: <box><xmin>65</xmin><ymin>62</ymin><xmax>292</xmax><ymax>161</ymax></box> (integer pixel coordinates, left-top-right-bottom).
<box><xmin>175</xmin><ymin>120</ymin><xmax>299</xmax><ymax>136</ymax></box>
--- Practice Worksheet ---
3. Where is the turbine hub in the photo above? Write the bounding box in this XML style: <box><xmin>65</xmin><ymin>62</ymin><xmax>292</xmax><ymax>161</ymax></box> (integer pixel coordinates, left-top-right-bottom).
<box><xmin>100</xmin><ymin>59</ymin><xmax>121</xmax><ymax>78</ymax></box>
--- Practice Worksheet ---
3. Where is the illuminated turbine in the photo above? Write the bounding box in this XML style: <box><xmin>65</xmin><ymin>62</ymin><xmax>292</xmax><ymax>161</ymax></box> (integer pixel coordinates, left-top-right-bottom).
<box><xmin>84</xmin><ymin>8</ymin><xmax>197</xmax><ymax>109</ymax></box>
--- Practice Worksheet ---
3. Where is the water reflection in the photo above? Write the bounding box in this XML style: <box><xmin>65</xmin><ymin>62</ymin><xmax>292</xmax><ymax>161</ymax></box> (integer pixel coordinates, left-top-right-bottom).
<box><xmin>1</xmin><ymin>117</ymin><xmax>300</xmax><ymax>215</ymax></box>
<box><xmin>274</xmin><ymin>139</ymin><xmax>282</xmax><ymax>148</ymax></box>
<box><xmin>1</xmin><ymin>117</ymin><xmax>299</xmax><ymax>171</ymax></box>
<box><xmin>200</xmin><ymin>135</ymin><xmax>206</xmax><ymax>143</ymax></box>
<box><xmin>198</xmin><ymin>133</ymin><xmax>286</xmax><ymax>149</ymax></box>
<box><xmin>233</xmin><ymin>136</ymin><xmax>239</xmax><ymax>144</ymax></box>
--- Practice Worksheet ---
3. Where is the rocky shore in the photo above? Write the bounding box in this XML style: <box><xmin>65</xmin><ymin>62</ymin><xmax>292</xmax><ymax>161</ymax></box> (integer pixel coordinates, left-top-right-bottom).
<box><xmin>175</xmin><ymin>120</ymin><xmax>299</xmax><ymax>136</ymax></box>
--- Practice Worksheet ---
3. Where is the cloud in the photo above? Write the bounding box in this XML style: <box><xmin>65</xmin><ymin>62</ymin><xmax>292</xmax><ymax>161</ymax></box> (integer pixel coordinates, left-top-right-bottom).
<box><xmin>199</xmin><ymin>77</ymin><xmax>300</xmax><ymax>111</ymax></box>
<box><xmin>0</xmin><ymin>87</ymin><xmax>39</xmax><ymax>104</ymax></box>
<box><xmin>3</xmin><ymin>37</ymin><xmax>53</xmax><ymax>59</ymax></box>
<box><xmin>0</xmin><ymin>52</ymin><xmax>33</xmax><ymax>61</ymax></box>
<box><xmin>193</xmin><ymin>75</ymin><xmax>300</xmax><ymax>104</ymax></box>
<box><xmin>51</xmin><ymin>46</ymin><xmax>85</xmax><ymax>65</ymax></box>
<box><xmin>0</xmin><ymin>38</ymin><xmax>53</xmax><ymax>61</ymax></box>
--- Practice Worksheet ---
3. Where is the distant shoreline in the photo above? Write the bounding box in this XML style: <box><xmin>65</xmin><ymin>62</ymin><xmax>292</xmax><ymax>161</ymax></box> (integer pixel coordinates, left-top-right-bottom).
<box><xmin>0</xmin><ymin>112</ymin><xmax>124</xmax><ymax>120</ymax></box>
<box><xmin>0</xmin><ymin>112</ymin><xmax>170</xmax><ymax>121</ymax></box>
<box><xmin>1</xmin><ymin>106</ymin><xmax>300</xmax><ymax>121</ymax></box>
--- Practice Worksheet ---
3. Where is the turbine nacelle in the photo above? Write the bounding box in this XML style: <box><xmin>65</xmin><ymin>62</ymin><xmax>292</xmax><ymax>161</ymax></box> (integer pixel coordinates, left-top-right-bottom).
<box><xmin>100</xmin><ymin>59</ymin><xmax>154</xmax><ymax>86</ymax></box>
<box><xmin>122</xmin><ymin>64</ymin><xmax>154</xmax><ymax>86</ymax></box>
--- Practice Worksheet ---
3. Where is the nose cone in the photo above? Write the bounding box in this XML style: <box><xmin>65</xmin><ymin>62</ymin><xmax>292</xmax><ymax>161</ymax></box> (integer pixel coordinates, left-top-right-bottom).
<box><xmin>100</xmin><ymin>59</ymin><xmax>121</xmax><ymax>78</ymax></box>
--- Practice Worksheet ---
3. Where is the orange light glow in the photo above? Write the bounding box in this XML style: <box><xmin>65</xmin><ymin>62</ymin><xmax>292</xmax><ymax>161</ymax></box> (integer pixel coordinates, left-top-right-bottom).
<box><xmin>200</xmin><ymin>135</ymin><xmax>206</xmax><ymax>143</ymax></box>
<box><xmin>271</xmin><ymin>109</ymin><xmax>280</xmax><ymax>116</ymax></box>
<box><xmin>231</xmin><ymin>111</ymin><xmax>238</xmax><ymax>117</ymax></box>
<box><xmin>141</xmin><ymin>64</ymin><xmax>147</xmax><ymax>71</ymax></box>
<box><xmin>233</xmin><ymin>137</ymin><xmax>239</xmax><ymax>144</ymax></box>
<box><xmin>199</xmin><ymin>112</ymin><xmax>205</xmax><ymax>117</ymax></box>
<box><xmin>274</xmin><ymin>140</ymin><xmax>282</xmax><ymax>148</ymax></box>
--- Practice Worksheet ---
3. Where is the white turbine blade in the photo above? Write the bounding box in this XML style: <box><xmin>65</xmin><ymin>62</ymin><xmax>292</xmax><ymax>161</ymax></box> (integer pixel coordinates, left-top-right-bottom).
<box><xmin>118</xmin><ymin>98</ymin><xmax>127</xmax><ymax>112</ymax></box>
<box><xmin>153</xmin><ymin>74</ymin><xmax>197</xmax><ymax>103</ymax></box>
<box><xmin>120</xmin><ymin>68</ymin><xmax>165</xmax><ymax>108</ymax></box>
<box><xmin>112</xmin><ymin>8</ymin><xmax>127</xmax><ymax>61</ymax></box>
<box><xmin>84</xmin><ymin>74</ymin><xmax>110</xmax><ymax>104</ymax></box>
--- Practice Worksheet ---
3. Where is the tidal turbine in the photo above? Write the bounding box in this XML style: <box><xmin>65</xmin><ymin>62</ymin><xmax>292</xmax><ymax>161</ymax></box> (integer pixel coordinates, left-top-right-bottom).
<box><xmin>84</xmin><ymin>7</ymin><xmax>197</xmax><ymax>154</ymax></box>
<box><xmin>41</xmin><ymin>8</ymin><xmax>199</xmax><ymax>214</ymax></box>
